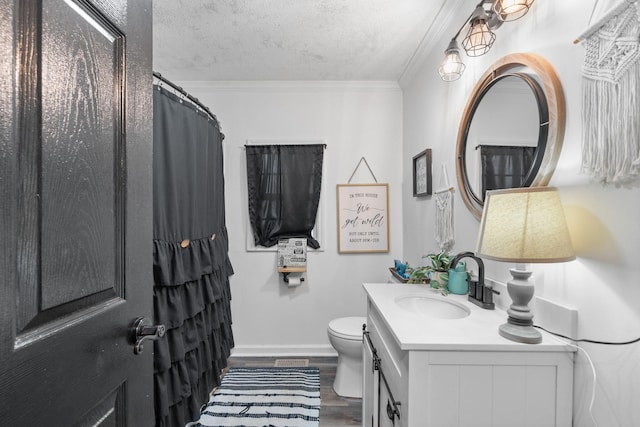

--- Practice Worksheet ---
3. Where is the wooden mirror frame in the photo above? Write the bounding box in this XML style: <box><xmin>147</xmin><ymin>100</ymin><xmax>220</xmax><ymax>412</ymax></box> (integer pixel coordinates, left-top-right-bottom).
<box><xmin>455</xmin><ymin>53</ymin><xmax>566</xmax><ymax>219</ymax></box>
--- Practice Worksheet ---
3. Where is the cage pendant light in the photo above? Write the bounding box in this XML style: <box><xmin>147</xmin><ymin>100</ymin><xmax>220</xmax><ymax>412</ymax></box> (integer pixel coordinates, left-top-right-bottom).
<box><xmin>438</xmin><ymin>0</ymin><xmax>536</xmax><ymax>82</ymax></box>
<box><xmin>461</xmin><ymin>12</ymin><xmax>496</xmax><ymax>57</ymax></box>
<box><xmin>493</xmin><ymin>0</ymin><xmax>535</xmax><ymax>22</ymax></box>
<box><xmin>438</xmin><ymin>39</ymin><xmax>466</xmax><ymax>81</ymax></box>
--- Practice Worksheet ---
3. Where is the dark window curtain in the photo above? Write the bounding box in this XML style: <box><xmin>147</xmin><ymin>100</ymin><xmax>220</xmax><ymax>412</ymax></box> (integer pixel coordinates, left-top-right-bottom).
<box><xmin>152</xmin><ymin>86</ymin><xmax>234</xmax><ymax>427</ymax></box>
<box><xmin>480</xmin><ymin>145</ymin><xmax>536</xmax><ymax>200</ymax></box>
<box><xmin>246</xmin><ymin>144</ymin><xmax>324</xmax><ymax>249</ymax></box>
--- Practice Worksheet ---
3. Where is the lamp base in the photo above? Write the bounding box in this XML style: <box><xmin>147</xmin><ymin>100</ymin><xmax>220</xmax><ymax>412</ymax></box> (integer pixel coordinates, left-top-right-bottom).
<box><xmin>498</xmin><ymin>266</ymin><xmax>542</xmax><ymax>344</ymax></box>
<box><xmin>499</xmin><ymin>320</ymin><xmax>542</xmax><ymax>344</ymax></box>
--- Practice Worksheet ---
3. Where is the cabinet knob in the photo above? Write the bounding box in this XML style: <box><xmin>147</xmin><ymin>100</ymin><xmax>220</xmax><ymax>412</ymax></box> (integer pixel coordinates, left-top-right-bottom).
<box><xmin>386</xmin><ymin>400</ymin><xmax>395</xmax><ymax>420</ymax></box>
<box><xmin>386</xmin><ymin>399</ymin><xmax>401</xmax><ymax>422</ymax></box>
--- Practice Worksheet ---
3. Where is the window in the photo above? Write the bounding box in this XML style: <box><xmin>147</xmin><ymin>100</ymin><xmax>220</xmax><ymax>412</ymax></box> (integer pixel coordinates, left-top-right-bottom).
<box><xmin>480</xmin><ymin>145</ymin><xmax>536</xmax><ymax>200</ymax></box>
<box><xmin>245</xmin><ymin>140</ymin><xmax>325</xmax><ymax>252</ymax></box>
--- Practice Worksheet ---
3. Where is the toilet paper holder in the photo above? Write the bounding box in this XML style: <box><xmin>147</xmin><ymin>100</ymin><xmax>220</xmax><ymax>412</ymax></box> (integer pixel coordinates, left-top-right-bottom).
<box><xmin>278</xmin><ymin>266</ymin><xmax>306</xmax><ymax>284</ymax></box>
<box><xmin>282</xmin><ymin>272</ymin><xmax>305</xmax><ymax>284</ymax></box>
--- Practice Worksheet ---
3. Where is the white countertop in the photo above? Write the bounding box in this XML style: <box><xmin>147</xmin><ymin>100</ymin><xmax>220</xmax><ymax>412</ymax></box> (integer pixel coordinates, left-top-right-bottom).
<box><xmin>363</xmin><ymin>282</ymin><xmax>575</xmax><ymax>352</ymax></box>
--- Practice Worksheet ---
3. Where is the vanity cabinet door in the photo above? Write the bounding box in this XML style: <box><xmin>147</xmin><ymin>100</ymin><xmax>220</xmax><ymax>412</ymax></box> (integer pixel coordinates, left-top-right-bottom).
<box><xmin>362</xmin><ymin>333</ymin><xmax>379</xmax><ymax>427</ymax></box>
<box><xmin>424</xmin><ymin>351</ymin><xmax>573</xmax><ymax>426</ymax></box>
<box><xmin>378</xmin><ymin>380</ymin><xmax>399</xmax><ymax>427</ymax></box>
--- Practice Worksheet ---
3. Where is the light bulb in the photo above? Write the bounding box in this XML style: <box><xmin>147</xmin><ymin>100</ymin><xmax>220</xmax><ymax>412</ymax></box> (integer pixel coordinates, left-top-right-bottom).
<box><xmin>493</xmin><ymin>0</ymin><xmax>535</xmax><ymax>21</ymax></box>
<box><xmin>462</xmin><ymin>17</ymin><xmax>496</xmax><ymax>57</ymax></box>
<box><xmin>438</xmin><ymin>40</ymin><xmax>466</xmax><ymax>81</ymax></box>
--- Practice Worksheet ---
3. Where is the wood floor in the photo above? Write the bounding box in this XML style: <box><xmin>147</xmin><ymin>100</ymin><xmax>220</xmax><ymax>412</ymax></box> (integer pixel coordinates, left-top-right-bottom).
<box><xmin>226</xmin><ymin>356</ymin><xmax>362</xmax><ymax>427</ymax></box>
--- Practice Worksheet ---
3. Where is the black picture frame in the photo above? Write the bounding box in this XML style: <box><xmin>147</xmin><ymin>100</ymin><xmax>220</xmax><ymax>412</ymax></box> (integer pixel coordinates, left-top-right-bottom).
<box><xmin>412</xmin><ymin>149</ymin><xmax>432</xmax><ymax>197</ymax></box>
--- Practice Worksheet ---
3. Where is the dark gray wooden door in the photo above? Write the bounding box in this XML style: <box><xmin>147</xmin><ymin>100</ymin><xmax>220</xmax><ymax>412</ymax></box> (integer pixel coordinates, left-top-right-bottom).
<box><xmin>0</xmin><ymin>0</ymin><xmax>153</xmax><ymax>425</ymax></box>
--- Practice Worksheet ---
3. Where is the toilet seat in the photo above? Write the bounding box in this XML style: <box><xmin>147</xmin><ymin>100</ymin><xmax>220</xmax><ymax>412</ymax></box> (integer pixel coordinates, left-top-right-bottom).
<box><xmin>328</xmin><ymin>316</ymin><xmax>366</xmax><ymax>341</ymax></box>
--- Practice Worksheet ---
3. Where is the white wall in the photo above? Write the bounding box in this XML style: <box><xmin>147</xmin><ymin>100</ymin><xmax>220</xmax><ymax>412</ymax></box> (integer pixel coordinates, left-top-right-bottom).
<box><xmin>171</xmin><ymin>0</ymin><xmax>640</xmax><ymax>423</ymax></box>
<box><xmin>401</xmin><ymin>0</ymin><xmax>640</xmax><ymax>426</ymax></box>
<box><xmin>178</xmin><ymin>81</ymin><xmax>403</xmax><ymax>355</ymax></box>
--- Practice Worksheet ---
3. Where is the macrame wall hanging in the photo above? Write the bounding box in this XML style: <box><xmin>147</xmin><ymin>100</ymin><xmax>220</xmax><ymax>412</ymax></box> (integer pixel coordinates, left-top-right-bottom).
<box><xmin>575</xmin><ymin>0</ymin><xmax>640</xmax><ymax>185</ymax></box>
<box><xmin>434</xmin><ymin>164</ymin><xmax>455</xmax><ymax>252</ymax></box>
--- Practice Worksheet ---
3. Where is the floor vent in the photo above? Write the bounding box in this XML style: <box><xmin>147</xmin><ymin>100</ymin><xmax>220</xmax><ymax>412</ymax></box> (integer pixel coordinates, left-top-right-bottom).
<box><xmin>274</xmin><ymin>358</ymin><xmax>309</xmax><ymax>367</ymax></box>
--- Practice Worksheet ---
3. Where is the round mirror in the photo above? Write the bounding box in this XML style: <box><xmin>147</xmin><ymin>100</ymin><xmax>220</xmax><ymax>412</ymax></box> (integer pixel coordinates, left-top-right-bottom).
<box><xmin>455</xmin><ymin>53</ymin><xmax>566</xmax><ymax>219</ymax></box>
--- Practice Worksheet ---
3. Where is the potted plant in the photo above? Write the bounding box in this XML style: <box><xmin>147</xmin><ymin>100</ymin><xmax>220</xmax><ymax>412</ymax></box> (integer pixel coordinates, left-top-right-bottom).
<box><xmin>407</xmin><ymin>251</ymin><xmax>454</xmax><ymax>294</ymax></box>
<box><xmin>406</xmin><ymin>264</ymin><xmax>430</xmax><ymax>284</ymax></box>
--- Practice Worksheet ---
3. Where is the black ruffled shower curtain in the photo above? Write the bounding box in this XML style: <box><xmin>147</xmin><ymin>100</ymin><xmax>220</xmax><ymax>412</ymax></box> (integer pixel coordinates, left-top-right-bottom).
<box><xmin>152</xmin><ymin>85</ymin><xmax>234</xmax><ymax>427</ymax></box>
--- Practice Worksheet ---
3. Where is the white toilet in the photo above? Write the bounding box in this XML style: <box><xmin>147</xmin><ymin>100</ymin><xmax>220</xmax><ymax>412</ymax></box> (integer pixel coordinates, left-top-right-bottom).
<box><xmin>327</xmin><ymin>316</ymin><xmax>367</xmax><ymax>398</ymax></box>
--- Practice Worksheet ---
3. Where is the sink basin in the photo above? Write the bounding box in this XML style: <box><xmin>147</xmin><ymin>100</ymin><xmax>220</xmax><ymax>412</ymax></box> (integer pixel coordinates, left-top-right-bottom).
<box><xmin>395</xmin><ymin>295</ymin><xmax>471</xmax><ymax>319</ymax></box>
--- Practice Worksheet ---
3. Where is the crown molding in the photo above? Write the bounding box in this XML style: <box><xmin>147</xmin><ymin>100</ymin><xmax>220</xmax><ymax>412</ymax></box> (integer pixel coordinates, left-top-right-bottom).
<box><xmin>399</xmin><ymin>0</ymin><xmax>472</xmax><ymax>88</ymax></box>
<box><xmin>169</xmin><ymin>80</ymin><xmax>402</xmax><ymax>93</ymax></box>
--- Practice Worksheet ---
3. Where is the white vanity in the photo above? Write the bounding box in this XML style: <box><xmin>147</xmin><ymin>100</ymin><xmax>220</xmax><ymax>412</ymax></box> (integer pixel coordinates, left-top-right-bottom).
<box><xmin>362</xmin><ymin>282</ymin><xmax>575</xmax><ymax>427</ymax></box>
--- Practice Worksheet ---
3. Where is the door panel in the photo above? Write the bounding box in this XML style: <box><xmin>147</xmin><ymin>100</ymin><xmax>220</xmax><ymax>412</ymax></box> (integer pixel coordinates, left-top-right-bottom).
<box><xmin>0</xmin><ymin>0</ymin><xmax>153</xmax><ymax>425</ymax></box>
<box><xmin>17</xmin><ymin>0</ymin><xmax>126</xmax><ymax>336</ymax></box>
<box><xmin>39</xmin><ymin>0</ymin><xmax>123</xmax><ymax>310</ymax></box>
<box><xmin>70</xmin><ymin>383</ymin><xmax>126</xmax><ymax>427</ymax></box>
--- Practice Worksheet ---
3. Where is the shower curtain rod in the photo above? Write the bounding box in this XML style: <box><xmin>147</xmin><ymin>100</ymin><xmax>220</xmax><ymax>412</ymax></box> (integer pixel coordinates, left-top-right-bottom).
<box><xmin>153</xmin><ymin>71</ymin><xmax>222</xmax><ymax>129</ymax></box>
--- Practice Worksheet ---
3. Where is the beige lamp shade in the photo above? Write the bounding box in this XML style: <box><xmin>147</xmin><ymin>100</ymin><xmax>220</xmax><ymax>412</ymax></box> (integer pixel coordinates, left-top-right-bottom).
<box><xmin>476</xmin><ymin>187</ymin><xmax>576</xmax><ymax>263</ymax></box>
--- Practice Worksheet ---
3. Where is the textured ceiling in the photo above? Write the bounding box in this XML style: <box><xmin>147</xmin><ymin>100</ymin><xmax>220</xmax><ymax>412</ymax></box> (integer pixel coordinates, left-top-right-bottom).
<box><xmin>152</xmin><ymin>0</ymin><xmax>451</xmax><ymax>81</ymax></box>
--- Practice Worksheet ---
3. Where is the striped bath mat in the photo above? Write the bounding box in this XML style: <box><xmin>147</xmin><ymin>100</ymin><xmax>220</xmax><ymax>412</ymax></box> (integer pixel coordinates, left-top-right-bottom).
<box><xmin>192</xmin><ymin>367</ymin><xmax>320</xmax><ymax>427</ymax></box>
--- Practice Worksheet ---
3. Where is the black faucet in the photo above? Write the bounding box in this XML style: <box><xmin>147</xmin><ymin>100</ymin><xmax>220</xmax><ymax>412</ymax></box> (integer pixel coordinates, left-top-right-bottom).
<box><xmin>450</xmin><ymin>251</ymin><xmax>498</xmax><ymax>310</ymax></box>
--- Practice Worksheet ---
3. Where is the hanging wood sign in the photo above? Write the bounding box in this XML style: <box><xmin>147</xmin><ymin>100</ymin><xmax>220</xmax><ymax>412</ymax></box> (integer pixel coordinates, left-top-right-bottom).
<box><xmin>337</xmin><ymin>183</ymin><xmax>389</xmax><ymax>253</ymax></box>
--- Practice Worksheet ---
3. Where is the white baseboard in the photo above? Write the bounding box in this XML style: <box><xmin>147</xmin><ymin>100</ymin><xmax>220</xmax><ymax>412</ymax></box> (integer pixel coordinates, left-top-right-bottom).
<box><xmin>230</xmin><ymin>344</ymin><xmax>337</xmax><ymax>358</ymax></box>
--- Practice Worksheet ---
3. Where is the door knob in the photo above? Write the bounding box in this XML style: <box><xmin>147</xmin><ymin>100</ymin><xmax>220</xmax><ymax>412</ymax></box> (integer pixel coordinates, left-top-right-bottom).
<box><xmin>130</xmin><ymin>317</ymin><xmax>166</xmax><ymax>355</ymax></box>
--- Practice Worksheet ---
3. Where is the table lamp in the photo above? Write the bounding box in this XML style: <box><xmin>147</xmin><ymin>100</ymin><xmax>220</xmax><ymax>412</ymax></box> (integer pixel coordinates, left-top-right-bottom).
<box><xmin>476</xmin><ymin>187</ymin><xmax>575</xmax><ymax>343</ymax></box>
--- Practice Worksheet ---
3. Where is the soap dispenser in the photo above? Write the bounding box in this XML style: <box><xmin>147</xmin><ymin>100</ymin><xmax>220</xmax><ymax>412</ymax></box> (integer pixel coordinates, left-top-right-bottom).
<box><xmin>447</xmin><ymin>262</ymin><xmax>468</xmax><ymax>295</ymax></box>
